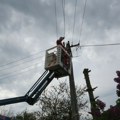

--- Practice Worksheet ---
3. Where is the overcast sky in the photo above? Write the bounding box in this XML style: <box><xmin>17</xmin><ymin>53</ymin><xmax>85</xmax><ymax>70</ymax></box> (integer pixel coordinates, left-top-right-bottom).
<box><xmin>0</xmin><ymin>0</ymin><xmax>120</xmax><ymax>115</ymax></box>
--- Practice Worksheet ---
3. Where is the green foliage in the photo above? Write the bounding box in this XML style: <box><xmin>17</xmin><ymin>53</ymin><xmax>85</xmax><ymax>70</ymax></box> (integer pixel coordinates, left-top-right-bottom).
<box><xmin>35</xmin><ymin>81</ymin><xmax>88</xmax><ymax>120</ymax></box>
<box><xmin>16</xmin><ymin>110</ymin><xmax>36</xmax><ymax>120</ymax></box>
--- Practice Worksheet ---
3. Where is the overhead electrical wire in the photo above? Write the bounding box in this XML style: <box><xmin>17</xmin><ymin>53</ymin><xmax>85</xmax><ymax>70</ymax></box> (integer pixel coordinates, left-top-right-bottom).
<box><xmin>0</xmin><ymin>65</ymin><xmax>40</xmax><ymax>81</ymax></box>
<box><xmin>55</xmin><ymin>0</ymin><xmax>66</xmax><ymax>38</ymax></box>
<box><xmin>62</xmin><ymin>0</ymin><xmax>66</xmax><ymax>37</ymax></box>
<box><xmin>0</xmin><ymin>1</ymin><xmax>66</xmax><ymax>81</ymax></box>
<box><xmin>0</xmin><ymin>51</ymin><xmax>44</xmax><ymax>79</ymax></box>
<box><xmin>79</xmin><ymin>0</ymin><xmax>88</xmax><ymax>44</ymax></box>
<box><xmin>0</xmin><ymin>56</ymin><xmax>44</xmax><ymax>72</ymax></box>
<box><xmin>0</xmin><ymin>49</ymin><xmax>45</xmax><ymax>68</ymax></box>
<box><xmin>54</xmin><ymin>0</ymin><xmax>58</xmax><ymax>39</ymax></box>
<box><xmin>73</xmin><ymin>42</ymin><xmax>120</xmax><ymax>58</ymax></box>
<box><xmin>80</xmin><ymin>43</ymin><xmax>120</xmax><ymax>47</ymax></box>
<box><xmin>72</xmin><ymin>0</ymin><xmax>78</xmax><ymax>43</ymax></box>
<box><xmin>1</xmin><ymin>42</ymin><xmax>120</xmax><ymax>71</ymax></box>
<box><xmin>1</xmin><ymin>42</ymin><xmax>120</xmax><ymax>79</ymax></box>
<box><xmin>0</xmin><ymin>62</ymin><xmax>43</xmax><ymax>80</ymax></box>
<box><xmin>1</xmin><ymin>41</ymin><xmax>120</xmax><ymax>79</ymax></box>
<box><xmin>1</xmin><ymin>0</ymin><xmax>119</xmax><ymax>80</ymax></box>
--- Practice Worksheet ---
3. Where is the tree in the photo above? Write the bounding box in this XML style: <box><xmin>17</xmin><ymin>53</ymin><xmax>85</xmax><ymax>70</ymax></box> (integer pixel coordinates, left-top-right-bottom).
<box><xmin>15</xmin><ymin>110</ymin><xmax>36</xmax><ymax>120</ymax></box>
<box><xmin>35</xmin><ymin>81</ymin><xmax>88</xmax><ymax>120</ymax></box>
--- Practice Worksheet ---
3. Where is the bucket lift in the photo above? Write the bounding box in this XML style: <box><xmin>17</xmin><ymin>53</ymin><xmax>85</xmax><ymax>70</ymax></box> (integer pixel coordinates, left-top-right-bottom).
<box><xmin>0</xmin><ymin>44</ymin><xmax>71</xmax><ymax>106</ymax></box>
<box><xmin>45</xmin><ymin>45</ymin><xmax>71</xmax><ymax>78</ymax></box>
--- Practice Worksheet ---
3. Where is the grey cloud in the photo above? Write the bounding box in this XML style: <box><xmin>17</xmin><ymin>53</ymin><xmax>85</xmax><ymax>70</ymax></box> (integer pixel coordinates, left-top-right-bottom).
<box><xmin>0</xmin><ymin>0</ymin><xmax>120</xmax><ymax>114</ymax></box>
<box><xmin>0</xmin><ymin>4</ymin><xmax>12</xmax><ymax>32</ymax></box>
<box><xmin>85</xmin><ymin>0</ymin><xmax>120</xmax><ymax>29</ymax></box>
<box><xmin>0</xmin><ymin>0</ymin><xmax>58</xmax><ymax>32</ymax></box>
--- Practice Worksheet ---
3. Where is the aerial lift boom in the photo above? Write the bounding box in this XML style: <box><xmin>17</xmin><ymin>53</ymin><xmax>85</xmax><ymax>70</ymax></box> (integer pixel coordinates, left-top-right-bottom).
<box><xmin>0</xmin><ymin>70</ymin><xmax>54</xmax><ymax>106</ymax></box>
<box><xmin>0</xmin><ymin>45</ymin><xmax>71</xmax><ymax>106</ymax></box>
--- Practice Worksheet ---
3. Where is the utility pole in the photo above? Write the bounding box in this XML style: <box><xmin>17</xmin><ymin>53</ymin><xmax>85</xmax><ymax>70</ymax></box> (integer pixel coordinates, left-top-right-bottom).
<box><xmin>83</xmin><ymin>68</ymin><xmax>98</xmax><ymax>120</ymax></box>
<box><xmin>69</xmin><ymin>62</ymin><xmax>79</xmax><ymax>120</ymax></box>
<box><xmin>67</xmin><ymin>41</ymin><xmax>79</xmax><ymax>120</ymax></box>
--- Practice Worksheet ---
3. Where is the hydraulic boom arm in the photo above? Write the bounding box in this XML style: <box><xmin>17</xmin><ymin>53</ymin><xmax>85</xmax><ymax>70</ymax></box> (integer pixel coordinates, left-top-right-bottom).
<box><xmin>0</xmin><ymin>70</ymin><xmax>55</xmax><ymax>106</ymax></box>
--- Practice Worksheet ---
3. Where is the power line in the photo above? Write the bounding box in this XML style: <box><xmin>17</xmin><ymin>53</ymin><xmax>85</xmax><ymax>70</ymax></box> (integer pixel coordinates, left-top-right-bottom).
<box><xmin>1</xmin><ymin>41</ymin><xmax>119</xmax><ymax>71</ymax></box>
<box><xmin>79</xmin><ymin>0</ymin><xmax>88</xmax><ymax>44</ymax></box>
<box><xmin>72</xmin><ymin>0</ymin><xmax>78</xmax><ymax>43</ymax></box>
<box><xmin>0</xmin><ymin>65</ymin><xmax>40</xmax><ymax>81</ymax></box>
<box><xmin>62</xmin><ymin>0</ymin><xmax>66</xmax><ymax>37</ymax></box>
<box><xmin>0</xmin><ymin>49</ymin><xmax>45</xmax><ymax>68</ymax></box>
<box><xmin>73</xmin><ymin>42</ymin><xmax>120</xmax><ymax>58</ymax></box>
<box><xmin>0</xmin><ymin>56</ymin><xmax>44</xmax><ymax>72</ymax></box>
<box><xmin>0</xmin><ymin>62</ymin><xmax>43</xmax><ymax>80</ymax></box>
<box><xmin>54</xmin><ymin>0</ymin><xmax>58</xmax><ymax>39</ymax></box>
<box><xmin>80</xmin><ymin>43</ymin><xmax>120</xmax><ymax>47</ymax></box>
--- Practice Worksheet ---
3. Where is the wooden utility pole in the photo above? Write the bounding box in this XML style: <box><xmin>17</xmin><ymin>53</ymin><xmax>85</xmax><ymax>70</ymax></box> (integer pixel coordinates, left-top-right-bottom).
<box><xmin>69</xmin><ymin>62</ymin><xmax>79</xmax><ymax>120</ymax></box>
<box><xmin>67</xmin><ymin>41</ymin><xmax>79</xmax><ymax>120</ymax></box>
<box><xmin>83</xmin><ymin>68</ymin><xmax>98</xmax><ymax>120</ymax></box>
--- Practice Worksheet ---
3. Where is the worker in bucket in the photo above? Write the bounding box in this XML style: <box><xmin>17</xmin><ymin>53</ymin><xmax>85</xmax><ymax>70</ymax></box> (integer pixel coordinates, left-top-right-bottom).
<box><xmin>56</xmin><ymin>37</ymin><xmax>65</xmax><ymax>47</ymax></box>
